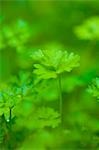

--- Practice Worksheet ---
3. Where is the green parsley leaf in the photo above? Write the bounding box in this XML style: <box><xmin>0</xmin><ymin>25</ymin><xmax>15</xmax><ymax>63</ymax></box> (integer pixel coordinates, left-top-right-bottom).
<box><xmin>32</xmin><ymin>49</ymin><xmax>80</xmax><ymax>79</ymax></box>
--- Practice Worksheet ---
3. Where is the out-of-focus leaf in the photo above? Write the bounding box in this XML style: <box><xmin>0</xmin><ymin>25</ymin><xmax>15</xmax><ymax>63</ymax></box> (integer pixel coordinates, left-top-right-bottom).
<box><xmin>75</xmin><ymin>17</ymin><xmax>99</xmax><ymax>40</ymax></box>
<box><xmin>87</xmin><ymin>77</ymin><xmax>99</xmax><ymax>99</ymax></box>
<box><xmin>33</xmin><ymin>107</ymin><xmax>60</xmax><ymax>128</ymax></box>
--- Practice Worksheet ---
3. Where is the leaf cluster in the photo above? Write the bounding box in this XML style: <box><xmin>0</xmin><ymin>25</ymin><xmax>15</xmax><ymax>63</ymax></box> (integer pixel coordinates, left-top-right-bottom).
<box><xmin>75</xmin><ymin>17</ymin><xmax>99</xmax><ymax>40</ymax></box>
<box><xmin>87</xmin><ymin>77</ymin><xmax>99</xmax><ymax>99</ymax></box>
<box><xmin>33</xmin><ymin>107</ymin><xmax>60</xmax><ymax>128</ymax></box>
<box><xmin>31</xmin><ymin>49</ymin><xmax>80</xmax><ymax>79</ymax></box>
<box><xmin>0</xmin><ymin>19</ymin><xmax>30</xmax><ymax>50</ymax></box>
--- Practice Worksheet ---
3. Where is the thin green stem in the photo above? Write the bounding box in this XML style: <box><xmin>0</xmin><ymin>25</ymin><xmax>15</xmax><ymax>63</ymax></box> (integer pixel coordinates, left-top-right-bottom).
<box><xmin>9</xmin><ymin>107</ymin><xmax>12</xmax><ymax>131</ymax></box>
<box><xmin>9</xmin><ymin>108</ymin><xmax>12</xmax><ymax>122</ymax></box>
<box><xmin>8</xmin><ymin>106</ymin><xmax>14</xmax><ymax>149</ymax></box>
<box><xmin>9</xmin><ymin>106</ymin><xmax>14</xmax><ymax>131</ymax></box>
<box><xmin>57</xmin><ymin>74</ymin><xmax>63</xmax><ymax>124</ymax></box>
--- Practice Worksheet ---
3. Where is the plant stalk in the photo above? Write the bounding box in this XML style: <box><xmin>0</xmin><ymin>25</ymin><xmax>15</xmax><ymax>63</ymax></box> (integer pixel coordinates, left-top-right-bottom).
<box><xmin>9</xmin><ymin>106</ymin><xmax>13</xmax><ymax>131</ymax></box>
<box><xmin>57</xmin><ymin>75</ymin><xmax>63</xmax><ymax>125</ymax></box>
<box><xmin>9</xmin><ymin>107</ymin><xmax>12</xmax><ymax>122</ymax></box>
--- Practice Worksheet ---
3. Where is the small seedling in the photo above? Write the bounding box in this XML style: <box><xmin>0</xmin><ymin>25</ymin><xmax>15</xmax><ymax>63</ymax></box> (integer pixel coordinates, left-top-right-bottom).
<box><xmin>31</xmin><ymin>49</ymin><xmax>80</xmax><ymax>124</ymax></box>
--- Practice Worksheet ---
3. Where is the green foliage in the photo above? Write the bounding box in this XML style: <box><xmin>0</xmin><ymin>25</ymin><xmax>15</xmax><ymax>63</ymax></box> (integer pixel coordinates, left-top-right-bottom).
<box><xmin>0</xmin><ymin>19</ymin><xmax>30</xmax><ymax>50</ymax></box>
<box><xmin>31</xmin><ymin>49</ymin><xmax>80</xmax><ymax>79</ymax></box>
<box><xmin>0</xmin><ymin>86</ymin><xmax>21</xmax><ymax>120</ymax></box>
<box><xmin>0</xmin><ymin>71</ymin><xmax>33</xmax><ymax>121</ymax></box>
<box><xmin>87</xmin><ymin>77</ymin><xmax>99</xmax><ymax>99</ymax></box>
<box><xmin>0</xmin><ymin>70</ymin><xmax>61</xmax><ymax>130</ymax></box>
<box><xmin>0</xmin><ymin>1</ymin><xmax>99</xmax><ymax>149</ymax></box>
<box><xmin>75</xmin><ymin>17</ymin><xmax>99</xmax><ymax>40</ymax></box>
<box><xmin>33</xmin><ymin>79</ymin><xmax>58</xmax><ymax>102</ymax></box>
<box><xmin>33</xmin><ymin>107</ymin><xmax>60</xmax><ymax>128</ymax></box>
<box><xmin>0</xmin><ymin>115</ymin><xmax>7</xmax><ymax>145</ymax></box>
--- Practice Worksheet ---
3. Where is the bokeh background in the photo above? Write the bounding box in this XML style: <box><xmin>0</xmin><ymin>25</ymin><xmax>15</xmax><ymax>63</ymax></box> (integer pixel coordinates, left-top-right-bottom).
<box><xmin>0</xmin><ymin>0</ymin><xmax>99</xmax><ymax>149</ymax></box>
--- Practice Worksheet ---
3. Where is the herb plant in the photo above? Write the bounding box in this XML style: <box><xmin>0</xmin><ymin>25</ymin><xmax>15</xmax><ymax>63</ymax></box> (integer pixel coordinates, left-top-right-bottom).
<box><xmin>31</xmin><ymin>49</ymin><xmax>80</xmax><ymax>123</ymax></box>
<box><xmin>0</xmin><ymin>1</ymin><xmax>99</xmax><ymax>149</ymax></box>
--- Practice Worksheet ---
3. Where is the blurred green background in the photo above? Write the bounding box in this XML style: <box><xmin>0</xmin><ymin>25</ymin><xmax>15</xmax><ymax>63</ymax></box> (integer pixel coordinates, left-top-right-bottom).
<box><xmin>0</xmin><ymin>0</ymin><xmax>99</xmax><ymax>149</ymax></box>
